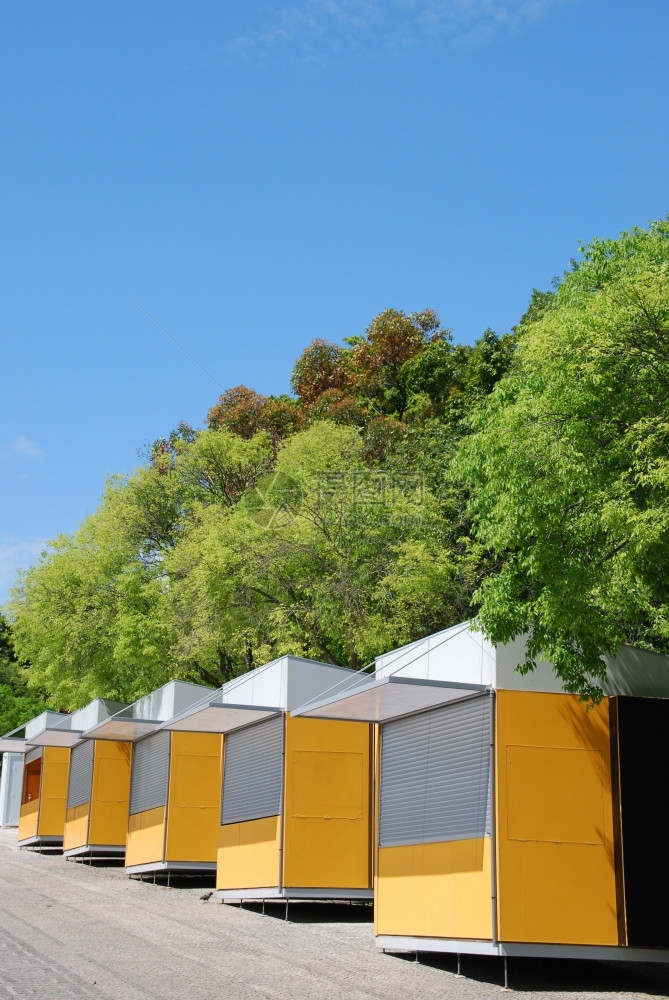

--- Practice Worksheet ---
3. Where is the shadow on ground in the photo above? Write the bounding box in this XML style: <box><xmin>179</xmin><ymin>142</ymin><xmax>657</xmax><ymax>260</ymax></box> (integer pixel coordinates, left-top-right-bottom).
<box><xmin>67</xmin><ymin>857</ymin><xmax>125</xmax><ymax>868</ymax></box>
<box><xmin>128</xmin><ymin>873</ymin><xmax>217</xmax><ymax>889</ymax></box>
<box><xmin>228</xmin><ymin>900</ymin><xmax>374</xmax><ymax>924</ymax></box>
<box><xmin>392</xmin><ymin>951</ymin><xmax>669</xmax><ymax>995</ymax></box>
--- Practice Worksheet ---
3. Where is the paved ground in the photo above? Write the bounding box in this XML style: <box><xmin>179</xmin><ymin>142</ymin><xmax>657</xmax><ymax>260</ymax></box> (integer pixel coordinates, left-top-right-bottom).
<box><xmin>1</xmin><ymin>829</ymin><xmax>667</xmax><ymax>1000</ymax></box>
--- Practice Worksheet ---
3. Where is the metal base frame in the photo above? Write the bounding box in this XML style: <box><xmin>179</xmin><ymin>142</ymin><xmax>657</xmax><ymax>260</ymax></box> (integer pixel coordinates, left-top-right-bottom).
<box><xmin>125</xmin><ymin>860</ymin><xmax>217</xmax><ymax>876</ymax></box>
<box><xmin>376</xmin><ymin>935</ymin><xmax>669</xmax><ymax>964</ymax></box>
<box><xmin>18</xmin><ymin>835</ymin><xmax>62</xmax><ymax>850</ymax></box>
<box><xmin>64</xmin><ymin>844</ymin><xmax>125</xmax><ymax>859</ymax></box>
<box><xmin>219</xmin><ymin>887</ymin><xmax>374</xmax><ymax>902</ymax></box>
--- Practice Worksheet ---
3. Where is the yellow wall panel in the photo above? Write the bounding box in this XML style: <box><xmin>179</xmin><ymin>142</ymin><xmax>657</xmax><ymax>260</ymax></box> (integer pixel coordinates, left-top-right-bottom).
<box><xmin>37</xmin><ymin>747</ymin><xmax>70</xmax><ymax>837</ymax></box>
<box><xmin>496</xmin><ymin>690</ymin><xmax>618</xmax><ymax>945</ymax></box>
<box><xmin>125</xmin><ymin>806</ymin><xmax>165</xmax><ymax>867</ymax></box>
<box><xmin>88</xmin><ymin>741</ymin><xmax>131</xmax><ymax>847</ymax></box>
<box><xmin>282</xmin><ymin>716</ymin><xmax>372</xmax><ymax>889</ymax></box>
<box><xmin>376</xmin><ymin>838</ymin><xmax>493</xmax><ymax>940</ymax></box>
<box><xmin>165</xmin><ymin>732</ymin><xmax>222</xmax><ymax>862</ymax></box>
<box><xmin>217</xmin><ymin>816</ymin><xmax>280</xmax><ymax>890</ymax></box>
<box><xmin>18</xmin><ymin>800</ymin><xmax>39</xmax><ymax>842</ymax></box>
<box><xmin>63</xmin><ymin>804</ymin><xmax>89</xmax><ymax>852</ymax></box>
<box><xmin>506</xmin><ymin>744</ymin><xmax>605</xmax><ymax>844</ymax></box>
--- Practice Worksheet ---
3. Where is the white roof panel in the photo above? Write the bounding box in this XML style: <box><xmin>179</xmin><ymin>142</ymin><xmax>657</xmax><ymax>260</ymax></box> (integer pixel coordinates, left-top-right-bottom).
<box><xmin>216</xmin><ymin>655</ymin><xmax>356</xmax><ymax>712</ymax></box>
<box><xmin>161</xmin><ymin>702</ymin><xmax>281</xmax><ymax>734</ymax></box>
<box><xmin>375</xmin><ymin>623</ymin><xmax>495</xmax><ymax>688</ymax></box>
<box><xmin>130</xmin><ymin>680</ymin><xmax>214</xmax><ymax>722</ymax></box>
<box><xmin>28</xmin><ymin>728</ymin><xmax>84</xmax><ymax>748</ymax></box>
<box><xmin>81</xmin><ymin>681</ymin><xmax>214</xmax><ymax>741</ymax></box>
<box><xmin>70</xmin><ymin>698</ymin><xmax>128</xmax><ymax>732</ymax></box>
<box><xmin>294</xmin><ymin>675</ymin><xmax>489</xmax><ymax>723</ymax></box>
<box><xmin>0</xmin><ymin>737</ymin><xmax>28</xmax><ymax>753</ymax></box>
<box><xmin>81</xmin><ymin>718</ymin><xmax>161</xmax><ymax>742</ymax></box>
<box><xmin>27</xmin><ymin>697</ymin><xmax>130</xmax><ymax>748</ymax></box>
<box><xmin>24</xmin><ymin>711</ymin><xmax>70</xmax><ymax>740</ymax></box>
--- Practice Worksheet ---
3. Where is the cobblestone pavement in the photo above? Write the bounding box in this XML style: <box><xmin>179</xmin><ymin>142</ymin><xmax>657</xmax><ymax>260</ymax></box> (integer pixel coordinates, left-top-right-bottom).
<box><xmin>1</xmin><ymin>828</ymin><xmax>667</xmax><ymax>1000</ymax></box>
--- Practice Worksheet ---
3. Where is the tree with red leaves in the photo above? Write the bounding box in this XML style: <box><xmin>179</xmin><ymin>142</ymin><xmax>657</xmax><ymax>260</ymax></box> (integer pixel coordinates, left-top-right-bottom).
<box><xmin>207</xmin><ymin>386</ymin><xmax>301</xmax><ymax>441</ymax></box>
<box><xmin>290</xmin><ymin>339</ymin><xmax>350</xmax><ymax>405</ymax></box>
<box><xmin>351</xmin><ymin>308</ymin><xmax>446</xmax><ymax>418</ymax></box>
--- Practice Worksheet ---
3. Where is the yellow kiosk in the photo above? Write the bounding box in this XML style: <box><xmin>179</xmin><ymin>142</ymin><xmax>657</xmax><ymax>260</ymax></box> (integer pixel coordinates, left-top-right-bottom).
<box><xmin>3</xmin><ymin>711</ymin><xmax>71</xmax><ymax>849</ymax></box>
<box><xmin>296</xmin><ymin>622</ymin><xmax>669</xmax><ymax>968</ymax></box>
<box><xmin>50</xmin><ymin>698</ymin><xmax>131</xmax><ymax>859</ymax></box>
<box><xmin>162</xmin><ymin>655</ymin><xmax>374</xmax><ymax>907</ymax></box>
<box><xmin>83</xmin><ymin>680</ymin><xmax>218</xmax><ymax>878</ymax></box>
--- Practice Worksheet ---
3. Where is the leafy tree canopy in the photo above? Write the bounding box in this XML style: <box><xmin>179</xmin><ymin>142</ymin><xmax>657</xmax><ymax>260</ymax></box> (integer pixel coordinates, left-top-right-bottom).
<box><xmin>0</xmin><ymin>614</ymin><xmax>46</xmax><ymax>734</ymax></box>
<box><xmin>10</xmin><ymin>218</ymin><xmax>668</xmax><ymax>712</ymax></box>
<box><xmin>457</xmin><ymin>219</ymin><xmax>669</xmax><ymax>699</ymax></box>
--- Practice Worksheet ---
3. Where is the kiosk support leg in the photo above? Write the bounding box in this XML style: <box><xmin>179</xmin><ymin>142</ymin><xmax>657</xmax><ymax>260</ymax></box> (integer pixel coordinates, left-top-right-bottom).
<box><xmin>503</xmin><ymin>956</ymin><xmax>511</xmax><ymax>991</ymax></box>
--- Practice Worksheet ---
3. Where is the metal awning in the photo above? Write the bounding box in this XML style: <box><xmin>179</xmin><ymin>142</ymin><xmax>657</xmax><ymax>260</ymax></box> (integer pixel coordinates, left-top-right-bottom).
<box><xmin>293</xmin><ymin>675</ymin><xmax>490</xmax><ymax>723</ymax></box>
<box><xmin>81</xmin><ymin>718</ymin><xmax>161</xmax><ymax>742</ymax></box>
<box><xmin>0</xmin><ymin>736</ymin><xmax>28</xmax><ymax>753</ymax></box>
<box><xmin>160</xmin><ymin>702</ymin><xmax>281</xmax><ymax>735</ymax></box>
<box><xmin>28</xmin><ymin>728</ymin><xmax>84</xmax><ymax>748</ymax></box>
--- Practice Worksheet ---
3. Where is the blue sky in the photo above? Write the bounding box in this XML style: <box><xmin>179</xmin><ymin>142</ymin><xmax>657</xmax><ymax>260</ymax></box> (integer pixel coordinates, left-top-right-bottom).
<box><xmin>1</xmin><ymin>0</ymin><xmax>668</xmax><ymax>601</ymax></box>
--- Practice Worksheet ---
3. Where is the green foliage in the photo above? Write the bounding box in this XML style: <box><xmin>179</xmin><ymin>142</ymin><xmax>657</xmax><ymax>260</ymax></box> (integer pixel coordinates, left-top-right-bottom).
<box><xmin>0</xmin><ymin>614</ymin><xmax>45</xmax><ymax>734</ymax></box>
<box><xmin>207</xmin><ymin>421</ymin><xmax>476</xmax><ymax>669</ymax></box>
<box><xmin>8</xmin><ymin>429</ymin><xmax>276</xmax><ymax>707</ymax></box>
<box><xmin>457</xmin><ymin>219</ymin><xmax>669</xmax><ymax>698</ymax></box>
<box><xmin>12</xmin><ymin>218</ymin><xmax>668</xmax><ymax>709</ymax></box>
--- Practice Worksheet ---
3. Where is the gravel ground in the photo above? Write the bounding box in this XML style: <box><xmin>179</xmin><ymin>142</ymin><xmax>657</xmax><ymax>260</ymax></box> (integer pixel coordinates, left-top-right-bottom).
<box><xmin>0</xmin><ymin>828</ymin><xmax>667</xmax><ymax>1000</ymax></box>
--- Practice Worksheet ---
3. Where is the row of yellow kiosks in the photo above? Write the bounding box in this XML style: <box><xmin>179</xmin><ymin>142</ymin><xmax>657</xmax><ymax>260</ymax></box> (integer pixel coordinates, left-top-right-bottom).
<box><xmin>3</xmin><ymin>628</ymin><xmax>668</xmax><ymax>971</ymax></box>
<box><xmin>31</xmin><ymin>699</ymin><xmax>129</xmax><ymax>856</ymax></box>
<box><xmin>294</xmin><ymin>622</ymin><xmax>669</xmax><ymax>967</ymax></box>
<box><xmin>0</xmin><ymin>659</ymin><xmax>374</xmax><ymax>905</ymax></box>
<box><xmin>161</xmin><ymin>655</ymin><xmax>374</xmax><ymax>902</ymax></box>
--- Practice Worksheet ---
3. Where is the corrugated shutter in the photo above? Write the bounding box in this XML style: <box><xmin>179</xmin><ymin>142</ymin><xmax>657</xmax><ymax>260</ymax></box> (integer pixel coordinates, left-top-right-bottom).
<box><xmin>222</xmin><ymin>714</ymin><xmax>284</xmax><ymax>825</ymax></box>
<box><xmin>24</xmin><ymin>746</ymin><xmax>43</xmax><ymax>765</ymax></box>
<box><xmin>379</xmin><ymin>694</ymin><xmax>492</xmax><ymax>847</ymax></box>
<box><xmin>67</xmin><ymin>740</ymin><xmax>94</xmax><ymax>809</ymax></box>
<box><xmin>129</xmin><ymin>730</ymin><xmax>170</xmax><ymax>815</ymax></box>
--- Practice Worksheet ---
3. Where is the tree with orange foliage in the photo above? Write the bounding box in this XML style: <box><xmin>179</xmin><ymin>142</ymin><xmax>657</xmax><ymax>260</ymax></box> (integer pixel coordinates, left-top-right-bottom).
<box><xmin>207</xmin><ymin>386</ymin><xmax>302</xmax><ymax>442</ymax></box>
<box><xmin>350</xmin><ymin>308</ymin><xmax>446</xmax><ymax>419</ymax></box>
<box><xmin>290</xmin><ymin>339</ymin><xmax>350</xmax><ymax>405</ymax></box>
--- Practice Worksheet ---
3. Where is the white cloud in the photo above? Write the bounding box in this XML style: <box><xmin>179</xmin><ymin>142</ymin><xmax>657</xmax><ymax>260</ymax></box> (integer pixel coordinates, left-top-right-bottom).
<box><xmin>1</xmin><ymin>436</ymin><xmax>43</xmax><ymax>460</ymax></box>
<box><xmin>223</xmin><ymin>0</ymin><xmax>572</xmax><ymax>59</ymax></box>
<box><xmin>0</xmin><ymin>537</ymin><xmax>48</xmax><ymax>604</ymax></box>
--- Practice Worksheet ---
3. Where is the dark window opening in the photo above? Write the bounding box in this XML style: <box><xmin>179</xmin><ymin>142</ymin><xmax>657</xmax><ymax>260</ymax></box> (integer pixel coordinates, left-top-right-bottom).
<box><xmin>612</xmin><ymin>696</ymin><xmax>669</xmax><ymax>949</ymax></box>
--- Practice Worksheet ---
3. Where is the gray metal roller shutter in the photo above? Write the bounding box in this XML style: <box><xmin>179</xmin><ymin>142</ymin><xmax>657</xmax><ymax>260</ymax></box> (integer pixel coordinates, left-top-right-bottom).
<box><xmin>67</xmin><ymin>740</ymin><xmax>94</xmax><ymax>809</ymax></box>
<box><xmin>379</xmin><ymin>694</ymin><xmax>492</xmax><ymax>847</ymax></box>
<box><xmin>222</xmin><ymin>714</ymin><xmax>284</xmax><ymax>825</ymax></box>
<box><xmin>24</xmin><ymin>746</ymin><xmax>43</xmax><ymax>765</ymax></box>
<box><xmin>129</xmin><ymin>730</ymin><xmax>170</xmax><ymax>815</ymax></box>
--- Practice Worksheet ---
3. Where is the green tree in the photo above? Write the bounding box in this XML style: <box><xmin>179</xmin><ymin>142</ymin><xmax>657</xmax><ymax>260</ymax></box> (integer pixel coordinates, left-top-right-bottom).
<box><xmin>8</xmin><ymin>428</ymin><xmax>275</xmax><ymax>706</ymax></box>
<box><xmin>0</xmin><ymin>614</ymin><xmax>46</xmax><ymax>734</ymax></box>
<box><xmin>151</xmin><ymin>421</ymin><xmax>478</xmax><ymax>676</ymax></box>
<box><xmin>457</xmin><ymin>219</ymin><xmax>669</xmax><ymax>699</ymax></box>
